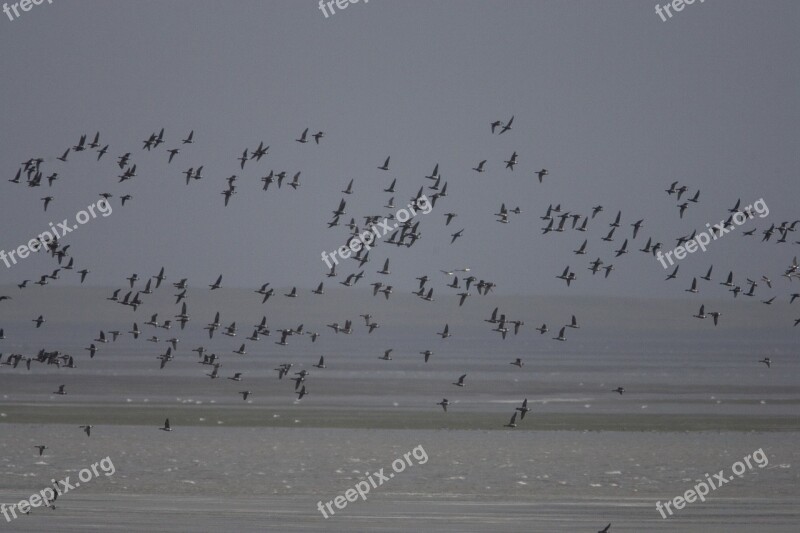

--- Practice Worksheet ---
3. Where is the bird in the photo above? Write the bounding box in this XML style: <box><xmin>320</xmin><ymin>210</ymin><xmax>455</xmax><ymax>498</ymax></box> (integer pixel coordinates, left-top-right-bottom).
<box><xmin>556</xmin><ymin>266</ymin><xmax>576</xmax><ymax>286</ymax></box>
<box><xmin>420</xmin><ymin>350</ymin><xmax>433</xmax><ymax>363</ymax></box>
<box><xmin>612</xmin><ymin>387</ymin><xmax>625</xmax><ymax>395</ymax></box>
<box><xmin>251</xmin><ymin>141</ymin><xmax>269</xmax><ymax>160</ymax></box>
<box><xmin>425</xmin><ymin>163</ymin><xmax>440</xmax><ymax>180</ymax></box>
<box><xmin>597</xmin><ymin>524</ymin><xmax>611</xmax><ymax>533</ymax></box>
<box><xmin>666</xmin><ymin>265</ymin><xmax>679</xmax><ymax>281</ymax></box>
<box><xmin>153</xmin><ymin>267</ymin><xmax>167</xmax><ymax>288</ymax></box>
<box><xmin>759</xmin><ymin>357</ymin><xmax>771</xmax><ymax>368</ymax></box>
<box><xmin>516</xmin><ymin>399</ymin><xmax>530</xmax><ymax>419</ymax></box>
<box><xmin>159</xmin><ymin>418</ymin><xmax>172</xmax><ymax>431</ymax></box>
<box><xmin>33</xmin><ymin>315</ymin><xmax>45</xmax><ymax>328</ymax></box>
<box><xmin>437</xmin><ymin>398</ymin><xmax>449</xmax><ymax>412</ymax></box>
<box><xmin>686</xmin><ymin>277</ymin><xmax>699</xmax><ymax>293</ymax></box>
<box><xmin>54</xmin><ymin>385</ymin><xmax>67</xmax><ymax>395</ymax></box>
<box><xmin>342</xmin><ymin>179</ymin><xmax>354</xmax><ymax>195</ymax></box>
<box><xmin>289</xmin><ymin>171</ymin><xmax>301</xmax><ymax>189</ymax></box>
<box><xmin>693</xmin><ymin>305</ymin><xmax>707</xmax><ymax>319</ymax></box>
<box><xmin>222</xmin><ymin>188</ymin><xmax>236</xmax><ymax>206</ymax></box>
<box><xmin>296</xmin><ymin>128</ymin><xmax>309</xmax><ymax>143</ymax></box>
<box><xmin>504</xmin><ymin>412</ymin><xmax>517</xmax><ymax>428</ymax></box>
<box><xmin>79</xmin><ymin>425</ymin><xmax>94</xmax><ymax>437</ymax></box>
<box><xmin>452</xmin><ymin>374</ymin><xmax>466</xmax><ymax>387</ymax></box>
<box><xmin>239</xmin><ymin>391</ymin><xmax>251</xmax><ymax>401</ymax></box>
<box><xmin>34</xmin><ymin>445</ymin><xmax>48</xmax><ymax>456</ymax></box>
<box><xmin>473</xmin><ymin>160</ymin><xmax>486</xmax><ymax>172</ymax></box>
<box><xmin>720</xmin><ymin>271</ymin><xmax>734</xmax><ymax>287</ymax></box>
<box><xmin>313</xmin><ymin>356</ymin><xmax>326</xmax><ymax>369</ymax></box>
<box><xmin>504</xmin><ymin>151</ymin><xmax>518</xmax><ymax>170</ymax></box>
<box><xmin>499</xmin><ymin>115</ymin><xmax>514</xmax><ymax>134</ymax></box>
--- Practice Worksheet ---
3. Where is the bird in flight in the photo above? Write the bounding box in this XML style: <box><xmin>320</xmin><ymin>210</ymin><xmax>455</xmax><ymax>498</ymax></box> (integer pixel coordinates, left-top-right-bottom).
<box><xmin>504</xmin><ymin>412</ymin><xmax>517</xmax><ymax>428</ymax></box>
<box><xmin>504</xmin><ymin>151</ymin><xmax>518</xmax><ymax>170</ymax></box>
<box><xmin>437</xmin><ymin>398</ymin><xmax>449</xmax><ymax>412</ymax></box>
<box><xmin>516</xmin><ymin>399</ymin><xmax>530</xmax><ymax>419</ymax></box>
<box><xmin>499</xmin><ymin>115</ymin><xmax>514</xmax><ymax>134</ymax></box>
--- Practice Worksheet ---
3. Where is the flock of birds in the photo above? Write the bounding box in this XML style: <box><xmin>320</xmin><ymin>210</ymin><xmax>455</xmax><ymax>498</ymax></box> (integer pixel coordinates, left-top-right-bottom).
<box><xmin>0</xmin><ymin>116</ymin><xmax>800</xmax><ymax>435</ymax></box>
<box><xmin>3</xmin><ymin>117</ymin><xmax>799</xmax><ymax>435</ymax></box>
<box><xmin>1</xmin><ymin>115</ymin><xmax>795</xmax><ymax>532</ymax></box>
<box><xmin>0</xmin><ymin>116</ymin><xmax>797</xmax><ymax>501</ymax></box>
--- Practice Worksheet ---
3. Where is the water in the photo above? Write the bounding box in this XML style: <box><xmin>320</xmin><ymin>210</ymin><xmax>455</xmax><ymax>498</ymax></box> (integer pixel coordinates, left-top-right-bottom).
<box><xmin>1</xmin><ymin>289</ymin><xmax>798</xmax><ymax>531</ymax></box>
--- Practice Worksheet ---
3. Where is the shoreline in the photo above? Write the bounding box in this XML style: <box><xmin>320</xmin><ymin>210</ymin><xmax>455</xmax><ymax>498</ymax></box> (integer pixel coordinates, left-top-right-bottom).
<box><xmin>1</xmin><ymin>405</ymin><xmax>798</xmax><ymax>432</ymax></box>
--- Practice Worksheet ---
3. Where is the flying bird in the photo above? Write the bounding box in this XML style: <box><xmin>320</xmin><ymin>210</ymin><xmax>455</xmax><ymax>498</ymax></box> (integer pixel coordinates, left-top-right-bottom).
<box><xmin>499</xmin><ymin>115</ymin><xmax>514</xmax><ymax>134</ymax></box>
<box><xmin>437</xmin><ymin>398</ymin><xmax>449</xmax><ymax>412</ymax></box>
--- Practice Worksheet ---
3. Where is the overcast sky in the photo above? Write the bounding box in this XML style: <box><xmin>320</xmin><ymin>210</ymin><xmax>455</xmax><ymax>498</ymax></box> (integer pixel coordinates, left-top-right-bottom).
<box><xmin>1</xmin><ymin>0</ymin><xmax>798</xmax><ymax>297</ymax></box>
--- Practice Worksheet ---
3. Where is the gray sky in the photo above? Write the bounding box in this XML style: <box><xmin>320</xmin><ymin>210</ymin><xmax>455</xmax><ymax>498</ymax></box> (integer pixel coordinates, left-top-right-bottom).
<box><xmin>1</xmin><ymin>0</ymin><xmax>798</xmax><ymax>297</ymax></box>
